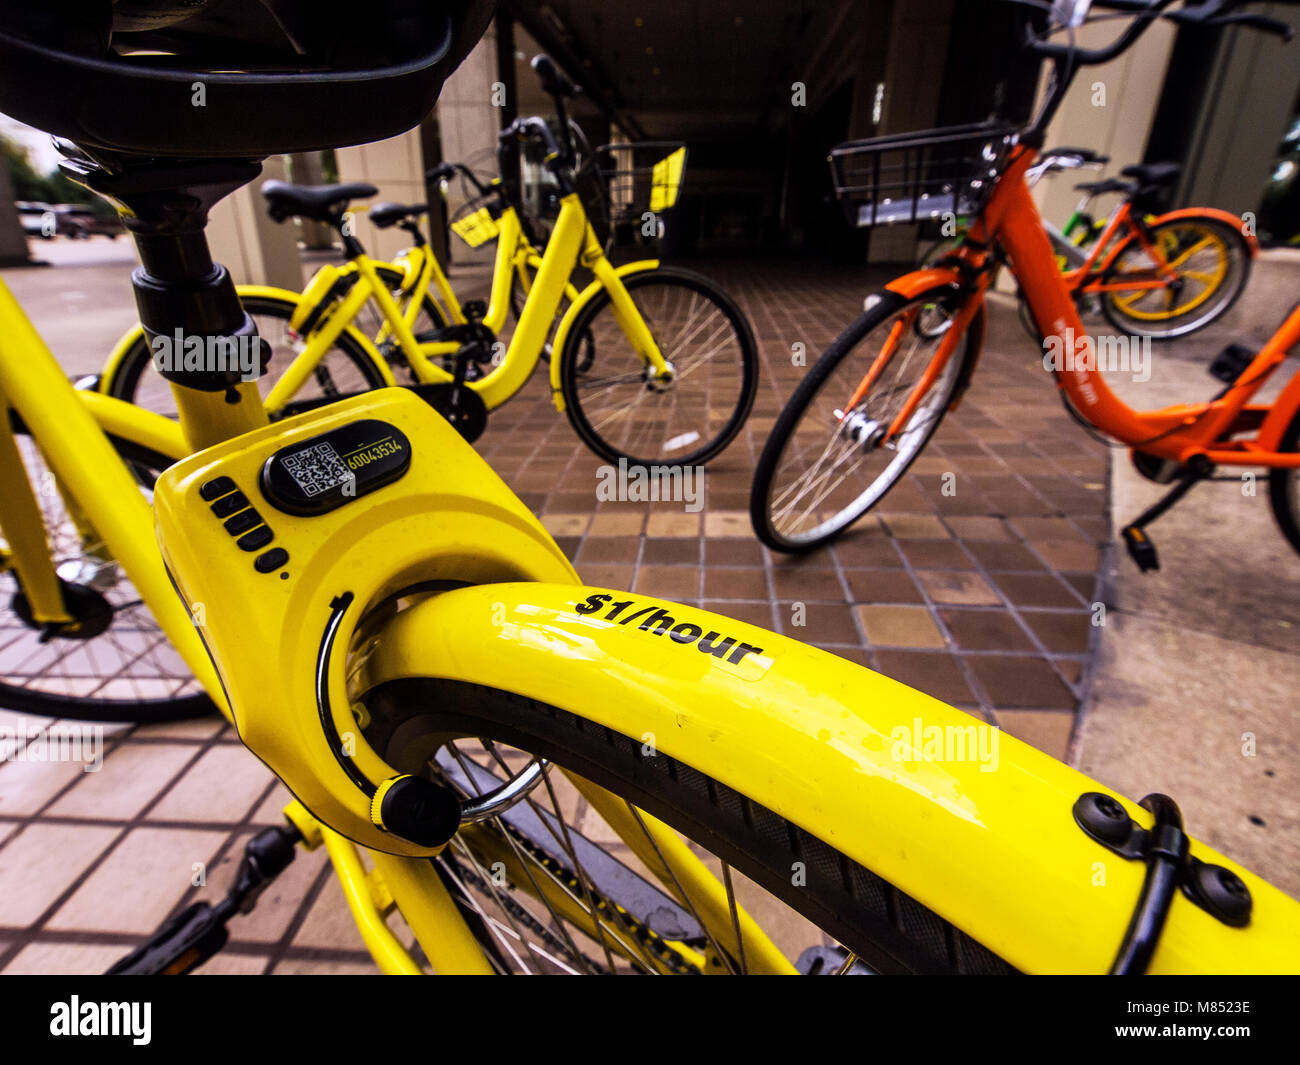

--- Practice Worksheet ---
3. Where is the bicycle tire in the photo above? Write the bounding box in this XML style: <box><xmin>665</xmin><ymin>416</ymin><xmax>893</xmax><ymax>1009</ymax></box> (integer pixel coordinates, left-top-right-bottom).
<box><xmin>751</xmin><ymin>288</ymin><xmax>981</xmax><ymax>553</ymax></box>
<box><xmin>363</xmin><ymin>677</ymin><xmax>1015</xmax><ymax>975</ymax></box>
<box><xmin>1100</xmin><ymin>215</ymin><xmax>1252</xmax><ymax>340</ymax></box>
<box><xmin>1268</xmin><ymin>406</ymin><xmax>1300</xmax><ymax>557</ymax></box>
<box><xmin>0</xmin><ymin>434</ymin><xmax>216</xmax><ymax>723</ymax></box>
<box><xmin>559</xmin><ymin>267</ymin><xmax>758</xmax><ymax>468</ymax></box>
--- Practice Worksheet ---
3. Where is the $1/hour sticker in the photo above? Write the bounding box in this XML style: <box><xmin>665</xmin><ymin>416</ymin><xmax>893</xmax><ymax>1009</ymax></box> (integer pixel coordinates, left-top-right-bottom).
<box><xmin>573</xmin><ymin>593</ymin><xmax>774</xmax><ymax>680</ymax></box>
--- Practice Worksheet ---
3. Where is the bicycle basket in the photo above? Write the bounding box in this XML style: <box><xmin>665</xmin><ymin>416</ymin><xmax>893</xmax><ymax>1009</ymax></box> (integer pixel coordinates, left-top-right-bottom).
<box><xmin>449</xmin><ymin>193</ymin><xmax>500</xmax><ymax>248</ymax></box>
<box><xmin>576</xmin><ymin>141</ymin><xmax>687</xmax><ymax>246</ymax></box>
<box><xmin>829</xmin><ymin>122</ymin><xmax>1017</xmax><ymax>229</ymax></box>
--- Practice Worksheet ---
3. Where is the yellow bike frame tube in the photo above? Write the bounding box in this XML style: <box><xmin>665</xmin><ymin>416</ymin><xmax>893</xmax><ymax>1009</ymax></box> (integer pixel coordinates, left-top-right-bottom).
<box><xmin>319</xmin><ymin>828</ymin><xmax>424</xmax><ymax>974</ymax></box>
<box><xmin>358</xmin><ymin>582</ymin><xmax>1300</xmax><ymax>975</ymax></box>
<box><xmin>547</xmin><ymin>259</ymin><xmax>661</xmax><ymax>408</ymax></box>
<box><xmin>367</xmin><ymin>850</ymin><xmax>495</xmax><ymax>974</ymax></box>
<box><xmin>482</xmin><ymin>207</ymin><xmax>523</xmax><ymax>334</ymax></box>
<box><xmin>262</xmin><ymin>280</ymin><xmax>397</xmax><ymax>413</ymax></box>
<box><xmin>0</xmin><ymin>388</ymin><xmax>70</xmax><ymax>624</ymax></box>
<box><xmin>77</xmin><ymin>390</ymin><xmax>188</xmax><ymax>462</ymax></box>
<box><xmin>464</xmin><ymin>195</ymin><xmax>588</xmax><ymax>410</ymax></box>
<box><xmin>0</xmin><ymin>278</ymin><xmax>225</xmax><ymax>707</ymax></box>
<box><xmin>583</xmin><ymin>227</ymin><xmax>670</xmax><ymax>377</ymax></box>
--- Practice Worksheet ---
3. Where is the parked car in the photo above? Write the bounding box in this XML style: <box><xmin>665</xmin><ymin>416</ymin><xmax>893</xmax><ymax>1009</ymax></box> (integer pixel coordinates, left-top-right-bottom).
<box><xmin>15</xmin><ymin>200</ymin><xmax>56</xmax><ymax>239</ymax></box>
<box><xmin>49</xmin><ymin>204</ymin><xmax>122</xmax><ymax>239</ymax></box>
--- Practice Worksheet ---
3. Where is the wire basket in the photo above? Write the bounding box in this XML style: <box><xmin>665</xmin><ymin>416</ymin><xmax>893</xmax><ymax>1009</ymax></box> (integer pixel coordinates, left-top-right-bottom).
<box><xmin>449</xmin><ymin>192</ymin><xmax>501</xmax><ymax>249</ymax></box>
<box><xmin>829</xmin><ymin>122</ymin><xmax>1018</xmax><ymax>229</ymax></box>
<box><xmin>576</xmin><ymin>141</ymin><xmax>687</xmax><ymax>246</ymax></box>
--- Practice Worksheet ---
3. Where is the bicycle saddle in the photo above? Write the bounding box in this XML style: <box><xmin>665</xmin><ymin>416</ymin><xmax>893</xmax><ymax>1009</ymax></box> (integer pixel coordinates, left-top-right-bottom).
<box><xmin>1075</xmin><ymin>178</ymin><xmax>1133</xmax><ymax>196</ymax></box>
<box><xmin>370</xmin><ymin>203</ymin><xmax>430</xmax><ymax>229</ymax></box>
<box><xmin>0</xmin><ymin>0</ymin><xmax>494</xmax><ymax>158</ymax></box>
<box><xmin>261</xmin><ymin>181</ymin><xmax>379</xmax><ymax>224</ymax></box>
<box><xmin>1120</xmin><ymin>162</ymin><xmax>1181</xmax><ymax>187</ymax></box>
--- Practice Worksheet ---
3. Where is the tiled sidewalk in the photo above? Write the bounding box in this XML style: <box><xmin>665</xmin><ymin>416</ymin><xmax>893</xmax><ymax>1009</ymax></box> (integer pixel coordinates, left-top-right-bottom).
<box><xmin>0</xmin><ymin>258</ymin><xmax>1108</xmax><ymax>973</ymax></box>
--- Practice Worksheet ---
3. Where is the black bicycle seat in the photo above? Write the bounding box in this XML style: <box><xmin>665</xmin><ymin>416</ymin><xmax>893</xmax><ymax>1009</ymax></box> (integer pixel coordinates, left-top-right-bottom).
<box><xmin>261</xmin><ymin>181</ymin><xmax>378</xmax><ymax>223</ymax></box>
<box><xmin>370</xmin><ymin>203</ymin><xmax>430</xmax><ymax>228</ymax></box>
<box><xmin>1075</xmin><ymin>178</ymin><xmax>1134</xmax><ymax>196</ymax></box>
<box><xmin>1120</xmin><ymin>162</ymin><xmax>1181</xmax><ymax>187</ymax></box>
<box><xmin>0</xmin><ymin>1</ymin><xmax>493</xmax><ymax>159</ymax></box>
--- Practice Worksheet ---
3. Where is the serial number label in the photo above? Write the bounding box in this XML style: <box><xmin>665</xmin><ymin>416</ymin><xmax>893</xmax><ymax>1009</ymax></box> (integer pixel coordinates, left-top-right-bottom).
<box><xmin>574</xmin><ymin>593</ymin><xmax>773</xmax><ymax>678</ymax></box>
<box><xmin>343</xmin><ymin>437</ymin><xmax>402</xmax><ymax>470</ymax></box>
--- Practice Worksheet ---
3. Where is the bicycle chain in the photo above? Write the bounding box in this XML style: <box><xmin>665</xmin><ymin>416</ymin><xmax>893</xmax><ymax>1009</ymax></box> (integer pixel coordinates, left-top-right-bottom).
<box><xmin>447</xmin><ymin>820</ymin><xmax>702</xmax><ymax>975</ymax></box>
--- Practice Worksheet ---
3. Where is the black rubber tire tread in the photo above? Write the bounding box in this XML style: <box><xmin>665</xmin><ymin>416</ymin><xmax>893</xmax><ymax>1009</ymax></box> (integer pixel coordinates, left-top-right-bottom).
<box><xmin>1268</xmin><ymin>406</ymin><xmax>1300</xmax><ymax>556</ymax></box>
<box><xmin>363</xmin><ymin>677</ymin><xmax>1014</xmax><ymax>975</ymax></box>
<box><xmin>559</xmin><ymin>267</ymin><xmax>758</xmax><ymax>467</ymax></box>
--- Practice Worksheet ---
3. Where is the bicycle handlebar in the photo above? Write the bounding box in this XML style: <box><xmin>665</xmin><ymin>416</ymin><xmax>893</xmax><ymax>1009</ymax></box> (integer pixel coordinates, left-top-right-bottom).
<box><xmin>426</xmin><ymin>161</ymin><xmax>489</xmax><ymax>196</ymax></box>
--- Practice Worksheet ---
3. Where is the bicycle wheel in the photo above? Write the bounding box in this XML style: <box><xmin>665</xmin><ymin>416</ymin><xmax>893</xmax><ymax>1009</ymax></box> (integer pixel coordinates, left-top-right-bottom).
<box><xmin>751</xmin><ymin>287</ymin><xmax>981</xmax><ymax>553</ymax></box>
<box><xmin>362</xmin><ymin>679</ymin><xmax>1013</xmax><ymax>974</ymax></box>
<box><xmin>1268</xmin><ymin>407</ymin><xmax>1300</xmax><ymax>558</ymax></box>
<box><xmin>559</xmin><ymin>267</ymin><xmax>757</xmax><ymax>467</ymax></box>
<box><xmin>1100</xmin><ymin>215</ymin><xmax>1251</xmax><ymax>339</ymax></box>
<box><xmin>0</xmin><ymin>434</ymin><xmax>214</xmax><ymax>722</ymax></box>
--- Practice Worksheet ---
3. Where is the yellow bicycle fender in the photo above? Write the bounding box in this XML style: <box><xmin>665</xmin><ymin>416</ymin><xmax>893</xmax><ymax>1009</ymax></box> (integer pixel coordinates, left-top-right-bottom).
<box><xmin>547</xmin><ymin>259</ymin><xmax>660</xmax><ymax>410</ymax></box>
<box><xmin>358</xmin><ymin>582</ymin><xmax>1300</xmax><ymax>976</ymax></box>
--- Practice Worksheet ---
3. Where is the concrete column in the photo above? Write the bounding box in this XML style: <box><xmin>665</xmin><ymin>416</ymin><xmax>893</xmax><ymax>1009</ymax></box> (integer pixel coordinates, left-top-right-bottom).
<box><xmin>207</xmin><ymin>155</ymin><xmax>304</xmax><ymax>290</ymax></box>
<box><xmin>868</xmin><ymin>0</ymin><xmax>956</xmax><ymax>263</ymax></box>
<box><xmin>433</xmin><ymin>21</ymin><xmax>502</xmax><ymax>268</ymax></box>
<box><xmin>0</xmin><ymin>160</ymin><xmax>30</xmax><ymax>266</ymax></box>
<box><xmin>287</xmin><ymin>152</ymin><xmax>335</xmax><ymax>250</ymax></box>
<box><xmin>335</xmin><ymin>129</ymin><xmax>428</xmax><ymax>261</ymax></box>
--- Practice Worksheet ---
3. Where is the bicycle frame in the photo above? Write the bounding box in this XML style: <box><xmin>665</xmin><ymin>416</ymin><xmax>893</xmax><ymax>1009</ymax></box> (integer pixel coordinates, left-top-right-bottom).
<box><xmin>888</xmin><ymin>147</ymin><xmax>1300</xmax><ymax>470</ymax></box>
<box><xmin>115</xmin><ymin>194</ymin><xmax>674</xmax><ymax>419</ymax></box>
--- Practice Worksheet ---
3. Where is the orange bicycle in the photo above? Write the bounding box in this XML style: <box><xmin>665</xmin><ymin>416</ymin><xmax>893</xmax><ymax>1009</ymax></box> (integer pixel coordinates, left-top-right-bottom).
<box><xmin>751</xmin><ymin>0</ymin><xmax>1300</xmax><ymax>571</ymax></box>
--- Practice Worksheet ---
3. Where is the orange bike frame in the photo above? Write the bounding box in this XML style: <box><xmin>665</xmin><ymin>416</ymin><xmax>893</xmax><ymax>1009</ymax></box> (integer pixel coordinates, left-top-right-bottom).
<box><xmin>888</xmin><ymin>147</ymin><xmax>1300</xmax><ymax>470</ymax></box>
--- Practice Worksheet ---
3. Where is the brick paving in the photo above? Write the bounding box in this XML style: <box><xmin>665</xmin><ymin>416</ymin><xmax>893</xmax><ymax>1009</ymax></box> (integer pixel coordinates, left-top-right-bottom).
<box><xmin>0</xmin><ymin>255</ymin><xmax>1109</xmax><ymax>972</ymax></box>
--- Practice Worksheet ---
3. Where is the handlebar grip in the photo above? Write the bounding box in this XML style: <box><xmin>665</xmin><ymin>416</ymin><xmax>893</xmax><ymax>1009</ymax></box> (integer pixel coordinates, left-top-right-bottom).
<box><xmin>426</xmin><ymin>162</ymin><xmax>457</xmax><ymax>182</ymax></box>
<box><xmin>531</xmin><ymin>54</ymin><xmax>575</xmax><ymax>98</ymax></box>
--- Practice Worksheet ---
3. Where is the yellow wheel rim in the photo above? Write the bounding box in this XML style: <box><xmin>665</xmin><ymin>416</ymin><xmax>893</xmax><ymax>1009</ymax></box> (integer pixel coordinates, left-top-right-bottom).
<box><xmin>1109</xmin><ymin>224</ymin><xmax>1230</xmax><ymax>322</ymax></box>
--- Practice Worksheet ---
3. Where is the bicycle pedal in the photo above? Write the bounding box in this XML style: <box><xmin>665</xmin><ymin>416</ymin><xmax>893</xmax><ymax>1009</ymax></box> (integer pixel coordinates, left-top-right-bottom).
<box><xmin>1121</xmin><ymin>526</ymin><xmax>1159</xmax><ymax>573</ymax></box>
<box><xmin>1209</xmin><ymin>342</ymin><xmax>1254</xmax><ymax>384</ymax></box>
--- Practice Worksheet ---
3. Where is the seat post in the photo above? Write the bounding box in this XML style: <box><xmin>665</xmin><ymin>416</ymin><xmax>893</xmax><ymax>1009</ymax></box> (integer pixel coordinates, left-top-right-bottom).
<box><xmin>60</xmin><ymin>150</ymin><xmax>269</xmax><ymax>395</ymax></box>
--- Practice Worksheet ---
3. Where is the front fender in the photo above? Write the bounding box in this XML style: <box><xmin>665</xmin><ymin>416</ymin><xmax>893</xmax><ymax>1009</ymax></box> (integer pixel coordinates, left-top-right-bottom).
<box><xmin>548</xmin><ymin>259</ymin><xmax>660</xmax><ymax>409</ymax></box>
<box><xmin>359</xmin><ymin>582</ymin><xmax>1300</xmax><ymax>975</ymax></box>
<box><xmin>1149</xmin><ymin>207</ymin><xmax>1261</xmax><ymax>257</ymax></box>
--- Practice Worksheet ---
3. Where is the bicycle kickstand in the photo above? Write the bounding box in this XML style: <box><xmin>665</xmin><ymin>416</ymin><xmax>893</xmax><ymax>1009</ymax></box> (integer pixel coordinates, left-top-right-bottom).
<box><xmin>106</xmin><ymin>823</ymin><xmax>301</xmax><ymax>974</ymax></box>
<box><xmin>1119</xmin><ymin>457</ymin><xmax>1213</xmax><ymax>573</ymax></box>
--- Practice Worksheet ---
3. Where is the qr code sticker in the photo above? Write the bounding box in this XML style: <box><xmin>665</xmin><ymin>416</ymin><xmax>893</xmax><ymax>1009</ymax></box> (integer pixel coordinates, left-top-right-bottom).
<box><xmin>280</xmin><ymin>442</ymin><xmax>352</xmax><ymax>497</ymax></box>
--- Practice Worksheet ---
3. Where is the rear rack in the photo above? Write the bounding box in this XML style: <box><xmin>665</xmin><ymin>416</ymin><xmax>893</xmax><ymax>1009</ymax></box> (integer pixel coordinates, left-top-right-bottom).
<box><xmin>829</xmin><ymin>122</ymin><xmax>1018</xmax><ymax>228</ymax></box>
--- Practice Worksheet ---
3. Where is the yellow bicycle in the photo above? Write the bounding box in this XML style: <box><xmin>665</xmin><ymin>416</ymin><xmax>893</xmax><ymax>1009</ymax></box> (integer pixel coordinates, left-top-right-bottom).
<box><xmin>2</xmin><ymin>1</ymin><xmax>1297</xmax><ymax>976</ymax></box>
<box><xmin>99</xmin><ymin>60</ymin><xmax>756</xmax><ymax>468</ymax></box>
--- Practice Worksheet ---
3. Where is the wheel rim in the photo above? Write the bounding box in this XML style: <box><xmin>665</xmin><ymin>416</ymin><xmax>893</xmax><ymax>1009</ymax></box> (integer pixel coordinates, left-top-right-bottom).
<box><xmin>568</xmin><ymin>277</ymin><xmax>750</xmax><ymax>466</ymax></box>
<box><xmin>764</xmin><ymin>299</ymin><xmax>963</xmax><ymax>547</ymax></box>
<box><xmin>1106</xmin><ymin>222</ymin><xmax>1241</xmax><ymax>335</ymax></box>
